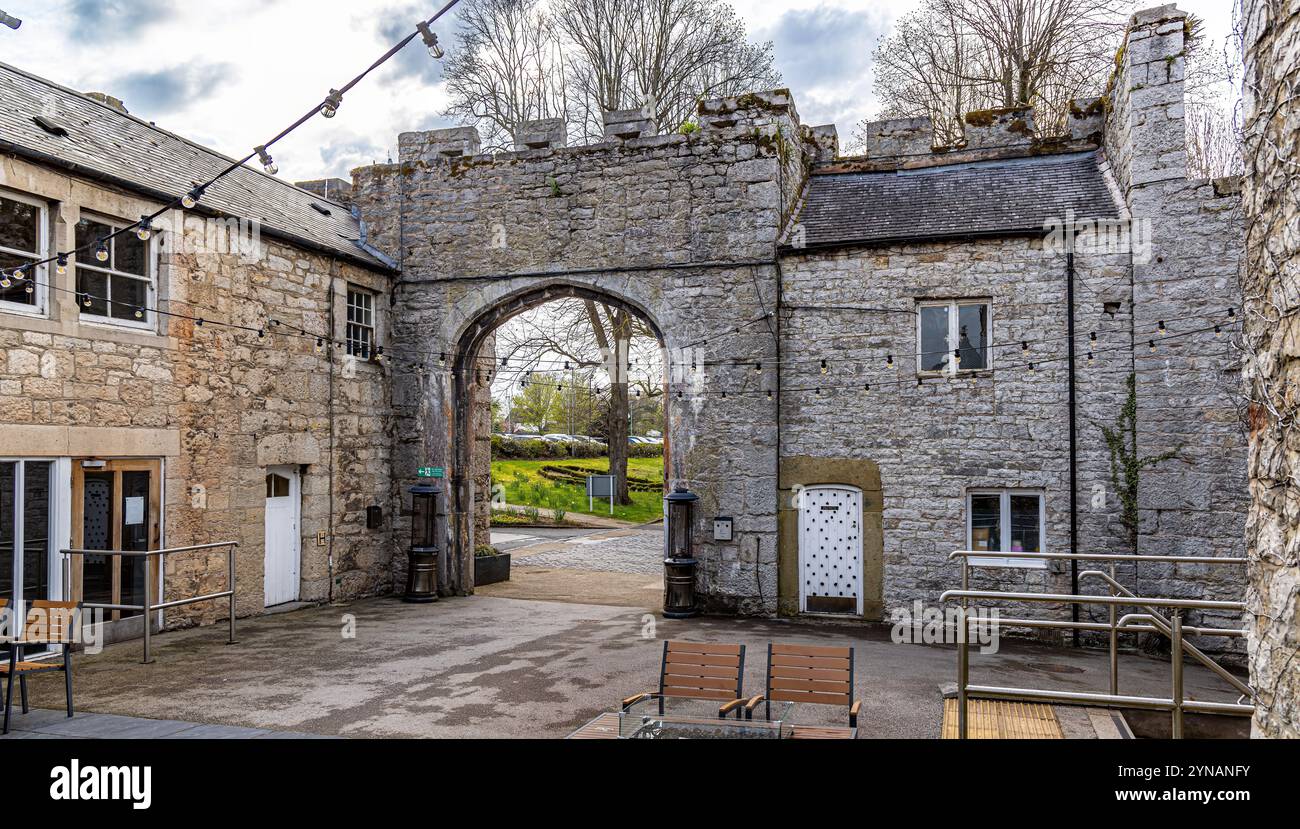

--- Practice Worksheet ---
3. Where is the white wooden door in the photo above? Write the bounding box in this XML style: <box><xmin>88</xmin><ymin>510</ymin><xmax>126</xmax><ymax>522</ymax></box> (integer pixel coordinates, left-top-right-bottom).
<box><xmin>798</xmin><ymin>485</ymin><xmax>864</xmax><ymax>615</ymax></box>
<box><xmin>263</xmin><ymin>467</ymin><xmax>301</xmax><ymax>607</ymax></box>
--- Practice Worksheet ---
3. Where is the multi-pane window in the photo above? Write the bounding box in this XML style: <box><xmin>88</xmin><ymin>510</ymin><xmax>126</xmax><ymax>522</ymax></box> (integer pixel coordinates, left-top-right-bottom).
<box><xmin>75</xmin><ymin>215</ymin><xmax>153</xmax><ymax>326</ymax></box>
<box><xmin>918</xmin><ymin>300</ymin><xmax>991</xmax><ymax>374</ymax></box>
<box><xmin>0</xmin><ymin>190</ymin><xmax>47</xmax><ymax>313</ymax></box>
<box><xmin>346</xmin><ymin>287</ymin><xmax>375</xmax><ymax>360</ymax></box>
<box><xmin>968</xmin><ymin>490</ymin><xmax>1045</xmax><ymax>569</ymax></box>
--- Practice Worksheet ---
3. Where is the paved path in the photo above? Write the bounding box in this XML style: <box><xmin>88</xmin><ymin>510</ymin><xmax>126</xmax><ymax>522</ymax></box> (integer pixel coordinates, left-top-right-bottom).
<box><xmin>12</xmin><ymin>595</ymin><xmax>1249</xmax><ymax>739</ymax></box>
<box><xmin>513</xmin><ymin>529</ymin><xmax>663</xmax><ymax>575</ymax></box>
<box><xmin>1</xmin><ymin>708</ymin><xmax>330</xmax><ymax>740</ymax></box>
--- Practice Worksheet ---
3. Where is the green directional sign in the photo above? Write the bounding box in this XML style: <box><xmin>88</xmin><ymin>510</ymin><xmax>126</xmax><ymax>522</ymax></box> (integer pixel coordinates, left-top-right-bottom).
<box><xmin>418</xmin><ymin>467</ymin><xmax>446</xmax><ymax>479</ymax></box>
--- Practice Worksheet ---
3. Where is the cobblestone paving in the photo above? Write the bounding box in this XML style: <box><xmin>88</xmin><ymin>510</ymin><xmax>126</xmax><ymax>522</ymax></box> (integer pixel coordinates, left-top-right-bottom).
<box><xmin>515</xmin><ymin>530</ymin><xmax>664</xmax><ymax>576</ymax></box>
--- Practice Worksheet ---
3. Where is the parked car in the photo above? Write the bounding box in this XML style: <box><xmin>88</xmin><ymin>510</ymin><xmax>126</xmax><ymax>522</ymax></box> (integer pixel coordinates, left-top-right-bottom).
<box><xmin>542</xmin><ymin>434</ymin><xmax>573</xmax><ymax>443</ymax></box>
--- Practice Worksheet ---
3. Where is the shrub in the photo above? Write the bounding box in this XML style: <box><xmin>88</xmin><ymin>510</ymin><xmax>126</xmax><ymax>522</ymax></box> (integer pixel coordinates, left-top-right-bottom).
<box><xmin>475</xmin><ymin>545</ymin><xmax>501</xmax><ymax>558</ymax></box>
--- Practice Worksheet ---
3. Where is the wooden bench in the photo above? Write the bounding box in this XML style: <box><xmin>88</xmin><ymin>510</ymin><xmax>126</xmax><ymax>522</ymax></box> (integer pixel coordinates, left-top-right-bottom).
<box><xmin>725</xmin><ymin>643</ymin><xmax>861</xmax><ymax>739</ymax></box>
<box><xmin>622</xmin><ymin>641</ymin><xmax>747</xmax><ymax>718</ymax></box>
<box><xmin>2</xmin><ymin>599</ymin><xmax>79</xmax><ymax>735</ymax></box>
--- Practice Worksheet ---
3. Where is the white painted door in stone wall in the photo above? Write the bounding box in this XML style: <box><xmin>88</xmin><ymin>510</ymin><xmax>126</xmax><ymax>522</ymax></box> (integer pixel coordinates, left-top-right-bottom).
<box><xmin>263</xmin><ymin>466</ymin><xmax>301</xmax><ymax>608</ymax></box>
<box><xmin>798</xmin><ymin>485</ymin><xmax>864</xmax><ymax>615</ymax></box>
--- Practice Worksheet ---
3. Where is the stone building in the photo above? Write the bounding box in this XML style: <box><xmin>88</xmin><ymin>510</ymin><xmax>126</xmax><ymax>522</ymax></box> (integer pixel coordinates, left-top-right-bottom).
<box><xmin>1242</xmin><ymin>0</ymin><xmax>1300</xmax><ymax>738</ymax></box>
<box><xmin>0</xmin><ymin>5</ymin><xmax>1251</xmax><ymax>664</ymax></box>
<box><xmin>0</xmin><ymin>61</ymin><xmax>397</xmax><ymax>638</ymax></box>
<box><xmin>355</xmin><ymin>3</ymin><xmax>1248</xmax><ymax>653</ymax></box>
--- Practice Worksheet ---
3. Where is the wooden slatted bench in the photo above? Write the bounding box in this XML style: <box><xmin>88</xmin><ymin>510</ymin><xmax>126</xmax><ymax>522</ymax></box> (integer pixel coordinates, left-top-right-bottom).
<box><xmin>2</xmin><ymin>599</ymin><xmax>79</xmax><ymax>735</ymax></box>
<box><xmin>622</xmin><ymin>641</ymin><xmax>747</xmax><ymax>718</ymax></box>
<box><xmin>727</xmin><ymin>643</ymin><xmax>860</xmax><ymax>739</ymax></box>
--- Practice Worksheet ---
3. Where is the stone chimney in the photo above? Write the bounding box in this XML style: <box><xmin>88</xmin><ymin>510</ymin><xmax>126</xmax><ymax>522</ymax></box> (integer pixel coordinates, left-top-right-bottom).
<box><xmin>805</xmin><ymin>125</ymin><xmax>840</xmax><ymax>163</ymax></box>
<box><xmin>514</xmin><ymin>118</ymin><xmax>567</xmax><ymax>151</ymax></box>
<box><xmin>399</xmin><ymin>126</ymin><xmax>482</xmax><ymax>165</ymax></box>
<box><xmin>1106</xmin><ymin>4</ymin><xmax>1189</xmax><ymax>193</ymax></box>
<box><xmin>295</xmin><ymin>178</ymin><xmax>353</xmax><ymax>205</ymax></box>
<box><xmin>853</xmin><ymin>116</ymin><xmax>934</xmax><ymax>160</ymax></box>
<box><xmin>85</xmin><ymin>92</ymin><xmax>129</xmax><ymax>114</ymax></box>
<box><xmin>603</xmin><ymin>109</ymin><xmax>655</xmax><ymax>141</ymax></box>
<box><xmin>963</xmin><ymin>106</ymin><xmax>1035</xmax><ymax>150</ymax></box>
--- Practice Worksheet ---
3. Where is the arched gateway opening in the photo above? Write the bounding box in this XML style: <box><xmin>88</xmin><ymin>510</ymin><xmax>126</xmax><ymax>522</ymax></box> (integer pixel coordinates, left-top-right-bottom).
<box><xmin>445</xmin><ymin>282</ymin><xmax>672</xmax><ymax>600</ymax></box>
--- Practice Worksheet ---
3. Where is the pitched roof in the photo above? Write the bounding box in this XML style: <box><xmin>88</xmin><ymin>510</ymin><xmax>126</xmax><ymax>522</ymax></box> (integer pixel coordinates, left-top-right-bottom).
<box><xmin>0</xmin><ymin>61</ymin><xmax>392</xmax><ymax>272</ymax></box>
<box><xmin>791</xmin><ymin>151</ymin><xmax>1121</xmax><ymax>251</ymax></box>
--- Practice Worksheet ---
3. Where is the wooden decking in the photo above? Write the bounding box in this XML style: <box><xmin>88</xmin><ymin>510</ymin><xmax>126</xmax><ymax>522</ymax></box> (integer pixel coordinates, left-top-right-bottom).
<box><xmin>568</xmin><ymin>712</ymin><xmax>621</xmax><ymax>739</ymax></box>
<box><xmin>941</xmin><ymin>698</ymin><xmax>1064</xmax><ymax>739</ymax></box>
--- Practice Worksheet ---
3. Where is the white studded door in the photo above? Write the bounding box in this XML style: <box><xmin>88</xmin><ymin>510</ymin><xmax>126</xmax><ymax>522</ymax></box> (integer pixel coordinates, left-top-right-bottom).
<box><xmin>799</xmin><ymin>485</ymin><xmax>864</xmax><ymax>615</ymax></box>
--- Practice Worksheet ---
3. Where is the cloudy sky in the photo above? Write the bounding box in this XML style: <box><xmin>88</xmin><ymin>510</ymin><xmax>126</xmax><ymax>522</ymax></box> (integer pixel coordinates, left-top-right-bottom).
<box><xmin>0</xmin><ymin>1</ymin><xmax>1236</xmax><ymax>182</ymax></box>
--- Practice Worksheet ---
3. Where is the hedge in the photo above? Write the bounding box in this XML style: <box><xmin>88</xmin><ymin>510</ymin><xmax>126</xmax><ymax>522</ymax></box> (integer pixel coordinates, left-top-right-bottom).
<box><xmin>492</xmin><ymin>435</ymin><xmax>664</xmax><ymax>460</ymax></box>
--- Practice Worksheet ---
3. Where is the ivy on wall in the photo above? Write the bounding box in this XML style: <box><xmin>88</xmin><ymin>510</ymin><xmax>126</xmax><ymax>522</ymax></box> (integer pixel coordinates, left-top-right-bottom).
<box><xmin>1100</xmin><ymin>373</ymin><xmax>1181</xmax><ymax>552</ymax></box>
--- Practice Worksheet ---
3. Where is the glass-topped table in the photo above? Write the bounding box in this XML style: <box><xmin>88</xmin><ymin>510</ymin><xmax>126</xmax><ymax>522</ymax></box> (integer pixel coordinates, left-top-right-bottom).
<box><xmin>618</xmin><ymin>698</ymin><xmax>796</xmax><ymax>739</ymax></box>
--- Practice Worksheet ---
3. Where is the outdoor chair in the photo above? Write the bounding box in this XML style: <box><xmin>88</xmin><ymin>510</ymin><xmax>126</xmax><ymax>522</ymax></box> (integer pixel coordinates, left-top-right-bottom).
<box><xmin>723</xmin><ymin>643</ymin><xmax>861</xmax><ymax>738</ymax></box>
<box><xmin>2</xmin><ymin>599</ymin><xmax>79</xmax><ymax>735</ymax></box>
<box><xmin>621</xmin><ymin>641</ymin><xmax>747</xmax><ymax>718</ymax></box>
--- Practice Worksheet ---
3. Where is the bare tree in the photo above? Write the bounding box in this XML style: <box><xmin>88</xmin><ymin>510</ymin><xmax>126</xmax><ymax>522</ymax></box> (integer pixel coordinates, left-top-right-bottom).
<box><xmin>445</xmin><ymin>0</ymin><xmax>780</xmax><ymax>146</ymax></box>
<box><xmin>861</xmin><ymin>0</ymin><xmax>1131</xmax><ymax>147</ymax></box>
<box><xmin>441</xmin><ymin>0</ymin><xmax>569</xmax><ymax>151</ymax></box>
<box><xmin>1181</xmin><ymin>14</ymin><xmax>1246</xmax><ymax>179</ymax></box>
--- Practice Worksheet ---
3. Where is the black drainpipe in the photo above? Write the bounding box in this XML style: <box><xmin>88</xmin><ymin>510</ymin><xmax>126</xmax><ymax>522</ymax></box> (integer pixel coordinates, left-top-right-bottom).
<box><xmin>1067</xmin><ymin>251</ymin><xmax>1080</xmax><ymax>647</ymax></box>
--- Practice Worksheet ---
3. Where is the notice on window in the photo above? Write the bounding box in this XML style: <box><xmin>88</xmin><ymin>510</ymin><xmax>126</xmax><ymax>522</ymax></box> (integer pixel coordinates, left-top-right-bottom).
<box><xmin>125</xmin><ymin>496</ymin><xmax>145</xmax><ymax>526</ymax></box>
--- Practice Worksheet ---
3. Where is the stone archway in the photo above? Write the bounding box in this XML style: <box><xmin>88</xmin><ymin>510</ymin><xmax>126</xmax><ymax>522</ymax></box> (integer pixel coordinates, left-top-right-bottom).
<box><xmin>448</xmin><ymin>281</ymin><xmax>671</xmax><ymax>594</ymax></box>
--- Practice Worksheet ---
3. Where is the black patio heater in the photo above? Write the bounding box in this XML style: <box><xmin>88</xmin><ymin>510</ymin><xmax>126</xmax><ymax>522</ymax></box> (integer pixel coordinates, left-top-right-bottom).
<box><xmin>663</xmin><ymin>487</ymin><xmax>700</xmax><ymax>619</ymax></box>
<box><xmin>404</xmin><ymin>484</ymin><xmax>441</xmax><ymax>603</ymax></box>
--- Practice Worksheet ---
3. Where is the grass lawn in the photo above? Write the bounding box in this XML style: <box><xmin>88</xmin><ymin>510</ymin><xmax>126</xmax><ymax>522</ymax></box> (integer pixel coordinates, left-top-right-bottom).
<box><xmin>492</xmin><ymin>457</ymin><xmax>666</xmax><ymax>525</ymax></box>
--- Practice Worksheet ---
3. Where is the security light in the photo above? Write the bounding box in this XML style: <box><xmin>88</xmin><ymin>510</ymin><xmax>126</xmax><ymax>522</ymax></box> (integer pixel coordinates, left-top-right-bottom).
<box><xmin>0</xmin><ymin>11</ymin><xmax>21</xmax><ymax>30</ymax></box>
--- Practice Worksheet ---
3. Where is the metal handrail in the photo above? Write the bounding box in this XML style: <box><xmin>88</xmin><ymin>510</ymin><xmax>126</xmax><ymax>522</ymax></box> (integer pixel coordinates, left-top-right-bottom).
<box><xmin>946</xmin><ymin>550</ymin><xmax>1252</xmax><ymax>740</ymax></box>
<box><xmin>60</xmin><ymin>542</ymin><xmax>239</xmax><ymax>664</ymax></box>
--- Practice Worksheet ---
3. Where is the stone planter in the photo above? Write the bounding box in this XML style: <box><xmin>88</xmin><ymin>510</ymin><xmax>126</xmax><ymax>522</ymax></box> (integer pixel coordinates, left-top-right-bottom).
<box><xmin>474</xmin><ymin>552</ymin><xmax>511</xmax><ymax>586</ymax></box>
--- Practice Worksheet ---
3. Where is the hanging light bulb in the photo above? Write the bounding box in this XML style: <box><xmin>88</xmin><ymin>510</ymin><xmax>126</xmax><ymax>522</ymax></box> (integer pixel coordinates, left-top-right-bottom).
<box><xmin>887</xmin><ymin>355</ymin><xmax>894</xmax><ymax>369</ymax></box>
<box><xmin>258</xmin><ymin>329</ymin><xmax>266</xmax><ymax>339</ymax></box>
<box><xmin>136</xmin><ymin>217</ymin><xmax>153</xmax><ymax>241</ymax></box>
<box><xmin>721</xmin><ymin>390</ymin><xmax>727</xmax><ymax>400</ymax></box>
<box><xmin>81</xmin><ymin>293</ymin><xmax>92</xmax><ymax>308</ymax></box>
<box><xmin>1227</xmin><ymin>308</ymin><xmax>1237</xmax><ymax>321</ymax></box>
<box><xmin>376</xmin><ymin>347</ymin><xmax>386</xmax><ymax>363</ymax></box>
<box><xmin>1028</xmin><ymin>363</ymin><xmax>1037</xmax><ymax>375</ymax></box>
<box><xmin>255</xmin><ymin>146</ymin><xmax>278</xmax><ymax>176</ymax></box>
<box><xmin>1214</xmin><ymin>325</ymin><xmax>1223</xmax><ymax>339</ymax></box>
<box><xmin>1021</xmin><ymin>341</ymin><xmax>1030</xmax><ymax>356</ymax></box>
<box><xmin>56</xmin><ymin>254</ymin><xmax>68</xmax><ymax>275</ymax></box>
<box><xmin>767</xmin><ymin>390</ymin><xmax>774</xmax><ymax>400</ymax></box>
<box><xmin>864</xmin><ymin>383</ymin><xmax>870</xmax><ymax>392</ymax></box>
<box><xmin>315</xmin><ymin>338</ymin><xmax>324</xmax><ymax>353</ymax></box>
<box><xmin>0</xmin><ymin>273</ymin><xmax>10</xmax><ymax>289</ymax></box>
<box><xmin>1158</xmin><ymin>320</ymin><xmax>1167</xmax><ymax>336</ymax></box>
<box><xmin>1090</xmin><ymin>332</ymin><xmax>1098</xmax><ymax>345</ymax></box>
<box><xmin>501</xmin><ymin>357</ymin><xmax>509</xmax><ymax>367</ymax></box>
<box><xmin>321</xmin><ymin>89</ymin><xmax>343</xmax><ymax>119</ymax></box>
<box><xmin>1149</xmin><ymin>340</ymin><xmax>1157</xmax><ymax>353</ymax></box>
<box><xmin>95</xmin><ymin>240</ymin><xmax>109</xmax><ymax>262</ymax></box>
<box><xmin>815</xmin><ymin>387</ymin><xmax>822</xmax><ymax>397</ymax></box>
<box><xmin>417</xmin><ymin>21</ymin><xmax>445</xmax><ymax>59</ymax></box>
<box><xmin>953</xmin><ymin>349</ymin><xmax>962</xmax><ymax>368</ymax></box>
<box><xmin>820</xmin><ymin>359</ymin><xmax>829</xmax><ymax>375</ymax></box>
<box><xmin>753</xmin><ymin>362</ymin><xmax>762</xmax><ymax>374</ymax></box>
<box><xmin>134</xmin><ymin>307</ymin><xmax>144</xmax><ymax>320</ymax></box>
<box><xmin>24</xmin><ymin>282</ymin><xmax>33</xmax><ymax>295</ymax></box>
<box><xmin>1087</xmin><ymin>351</ymin><xmax>1095</xmax><ymax>365</ymax></box>
<box><xmin>196</xmin><ymin>318</ymin><xmax>206</xmax><ymax>327</ymax></box>
<box><xmin>182</xmin><ymin>186</ymin><xmax>205</xmax><ymax>210</ymax></box>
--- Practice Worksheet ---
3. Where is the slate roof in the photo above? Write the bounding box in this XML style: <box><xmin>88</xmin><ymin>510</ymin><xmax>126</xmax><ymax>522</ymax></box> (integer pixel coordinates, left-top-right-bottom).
<box><xmin>0</xmin><ymin>61</ymin><xmax>392</xmax><ymax>272</ymax></box>
<box><xmin>793</xmin><ymin>151</ymin><xmax>1121</xmax><ymax>250</ymax></box>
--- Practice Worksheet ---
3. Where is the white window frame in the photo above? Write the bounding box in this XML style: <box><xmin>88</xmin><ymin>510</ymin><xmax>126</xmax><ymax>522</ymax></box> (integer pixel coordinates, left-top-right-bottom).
<box><xmin>917</xmin><ymin>299</ymin><xmax>993</xmax><ymax>376</ymax></box>
<box><xmin>966</xmin><ymin>488</ymin><xmax>1046</xmax><ymax>569</ymax></box>
<box><xmin>75</xmin><ymin>211</ymin><xmax>157</xmax><ymax>332</ymax></box>
<box><xmin>0</xmin><ymin>187</ymin><xmax>50</xmax><ymax>318</ymax></box>
<box><xmin>1</xmin><ymin>458</ymin><xmax>71</xmax><ymax>652</ymax></box>
<box><xmin>346</xmin><ymin>285</ymin><xmax>376</xmax><ymax>361</ymax></box>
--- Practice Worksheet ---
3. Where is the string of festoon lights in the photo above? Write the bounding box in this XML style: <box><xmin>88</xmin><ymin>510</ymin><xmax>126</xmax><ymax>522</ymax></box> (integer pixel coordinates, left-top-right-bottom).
<box><xmin>0</xmin><ymin>0</ymin><xmax>462</xmax><ymax>327</ymax></box>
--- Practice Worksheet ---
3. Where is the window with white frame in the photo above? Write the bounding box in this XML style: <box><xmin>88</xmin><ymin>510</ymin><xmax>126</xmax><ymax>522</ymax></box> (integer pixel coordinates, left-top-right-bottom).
<box><xmin>967</xmin><ymin>489</ymin><xmax>1046</xmax><ymax>568</ymax></box>
<box><xmin>75</xmin><ymin>215</ymin><xmax>154</xmax><ymax>327</ymax></box>
<box><xmin>918</xmin><ymin>300</ymin><xmax>991</xmax><ymax>374</ymax></box>
<box><xmin>0</xmin><ymin>189</ymin><xmax>48</xmax><ymax>314</ymax></box>
<box><xmin>346</xmin><ymin>286</ymin><xmax>375</xmax><ymax>360</ymax></box>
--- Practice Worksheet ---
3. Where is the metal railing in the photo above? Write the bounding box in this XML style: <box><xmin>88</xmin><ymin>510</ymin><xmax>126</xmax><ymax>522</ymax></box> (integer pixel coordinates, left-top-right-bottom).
<box><xmin>60</xmin><ymin>542</ymin><xmax>239</xmax><ymax>664</ymax></box>
<box><xmin>943</xmin><ymin>550</ymin><xmax>1254</xmax><ymax>739</ymax></box>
